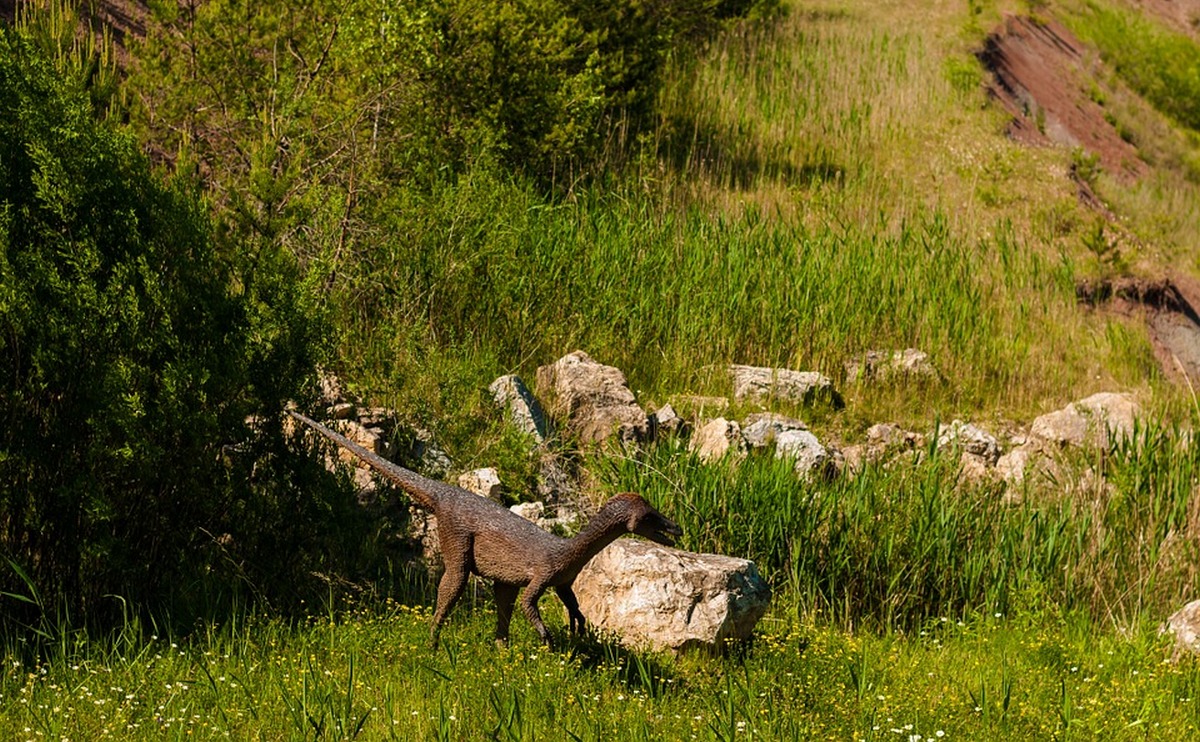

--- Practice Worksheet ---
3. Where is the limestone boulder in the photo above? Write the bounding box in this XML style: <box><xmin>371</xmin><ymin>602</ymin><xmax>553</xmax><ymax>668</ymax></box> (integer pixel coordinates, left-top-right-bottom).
<box><xmin>774</xmin><ymin>429</ymin><xmax>833</xmax><ymax>479</ymax></box>
<box><xmin>689</xmin><ymin>418</ymin><xmax>747</xmax><ymax>462</ymax></box>
<box><xmin>489</xmin><ymin>374</ymin><xmax>550</xmax><ymax>444</ymax></box>
<box><xmin>1030</xmin><ymin>392</ymin><xmax>1142</xmax><ymax>449</ymax></box>
<box><xmin>573</xmin><ymin>540</ymin><xmax>772</xmax><ymax>652</ymax></box>
<box><xmin>1163</xmin><ymin>600</ymin><xmax>1200</xmax><ymax>659</ymax></box>
<box><xmin>536</xmin><ymin>351</ymin><xmax>649</xmax><ymax>444</ymax></box>
<box><xmin>729</xmin><ymin>365</ymin><xmax>842</xmax><ymax>407</ymax></box>
<box><xmin>845</xmin><ymin>348</ymin><xmax>938</xmax><ymax>382</ymax></box>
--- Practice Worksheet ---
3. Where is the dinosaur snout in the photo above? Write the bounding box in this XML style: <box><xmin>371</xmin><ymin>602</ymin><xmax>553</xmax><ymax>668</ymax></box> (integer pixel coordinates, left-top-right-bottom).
<box><xmin>642</xmin><ymin>514</ymin><xmax>683</xmax><ymax>547</ymax></box>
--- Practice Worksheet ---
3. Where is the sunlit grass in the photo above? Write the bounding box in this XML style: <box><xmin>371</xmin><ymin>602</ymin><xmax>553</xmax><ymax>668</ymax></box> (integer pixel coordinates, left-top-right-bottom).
<box><xmin>1</xmin><ymin>604</ymin><xmax>1197</xmax><ymax>740</ymax></box>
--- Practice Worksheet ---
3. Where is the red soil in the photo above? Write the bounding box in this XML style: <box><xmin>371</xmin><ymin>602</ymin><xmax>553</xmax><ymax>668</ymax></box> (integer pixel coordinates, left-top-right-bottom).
<box><xmin>979</xmin><ymin>15</ymin><xmax>1146</xmax><ymax>181</ymax></box>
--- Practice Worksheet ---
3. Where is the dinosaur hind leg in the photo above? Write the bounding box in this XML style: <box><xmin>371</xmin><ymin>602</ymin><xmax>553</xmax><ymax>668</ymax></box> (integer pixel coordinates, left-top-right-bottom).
<box><xmin>493</xmin><ymin>582</ymin><xmax>519</xmax><ymax>647</ymax></box>
<box><xmin>430</xmin><ymin>536</ymin><xmax>472</xmax><ymax>648</ymax></box>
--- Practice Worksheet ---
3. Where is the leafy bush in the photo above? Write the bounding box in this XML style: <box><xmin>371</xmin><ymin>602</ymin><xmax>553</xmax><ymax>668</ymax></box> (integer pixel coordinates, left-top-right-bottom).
<box><xmin>0</xmin><ymin>26</ymin><xmax>358</xmax><ymax>630</ymax></box>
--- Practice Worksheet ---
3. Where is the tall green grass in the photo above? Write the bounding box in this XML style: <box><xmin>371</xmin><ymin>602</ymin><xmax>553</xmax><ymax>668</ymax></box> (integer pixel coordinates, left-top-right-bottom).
<box><xmin>1067</xmin><ymin>1</ymin><xmax>1200</xmax><ymax>135</ymax></box>
<box><xmin>599</xmin><ymin>419</ymin><xmax>1200</xmax><ymax>629</ymax></box>
<box><xmin>332</xmin><ymin>167</ymin><xmax>1153</xmax><ymax>455</ymax></box>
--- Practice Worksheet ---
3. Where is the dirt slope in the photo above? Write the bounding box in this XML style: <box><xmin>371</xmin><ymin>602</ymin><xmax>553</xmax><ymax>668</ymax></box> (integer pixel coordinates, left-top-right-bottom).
<box><xmin>979</xmin><ymin>15</ymin><xmax>1146</xmax><ymax>181</ymax></box>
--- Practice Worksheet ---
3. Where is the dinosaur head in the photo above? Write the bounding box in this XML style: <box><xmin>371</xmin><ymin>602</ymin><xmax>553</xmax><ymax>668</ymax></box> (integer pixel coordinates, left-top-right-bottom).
<box><xmin>610</xmin><ymin>492</ymin><xmax>683</xmax><ymax>547</ymax></box>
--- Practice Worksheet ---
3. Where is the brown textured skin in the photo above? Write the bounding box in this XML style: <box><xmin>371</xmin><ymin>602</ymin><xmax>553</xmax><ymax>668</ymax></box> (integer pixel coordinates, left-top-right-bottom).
<box><xmin>289</xmin><ymin>411</ymin><xmax>682</xmax><ymax>647</ymax></box>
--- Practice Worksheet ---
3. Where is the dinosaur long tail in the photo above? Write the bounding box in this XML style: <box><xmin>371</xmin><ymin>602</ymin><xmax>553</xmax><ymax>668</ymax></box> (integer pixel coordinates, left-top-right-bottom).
<box><xmin>288</xmin><ymin>410</ymin><xmax>439</xmax><ymax>511</ymax></box>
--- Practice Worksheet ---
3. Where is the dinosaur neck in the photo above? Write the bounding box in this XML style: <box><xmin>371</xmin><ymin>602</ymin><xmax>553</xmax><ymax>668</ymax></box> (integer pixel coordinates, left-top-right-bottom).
<box><xmin>559</xmin><ymin>507</ymin><xmax>629</xmax><ymax>576</ymax></box>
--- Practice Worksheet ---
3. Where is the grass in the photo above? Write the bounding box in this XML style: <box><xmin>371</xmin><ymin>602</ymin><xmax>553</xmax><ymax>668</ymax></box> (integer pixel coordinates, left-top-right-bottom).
<box><xmin>596</xmin><ymin>420</ymin><xmax>1200</xmax><ymax>630</ymax></box>
<box><xmin>1</xmin><ymin>604</ymin><xmax>1197</xmax><ymax>740</ymax></box>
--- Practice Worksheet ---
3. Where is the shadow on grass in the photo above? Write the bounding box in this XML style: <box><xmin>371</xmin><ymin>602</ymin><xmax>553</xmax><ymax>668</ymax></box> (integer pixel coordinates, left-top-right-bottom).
<box><xmin>562</xmin><ymin>631</ymin><xmax>682</xmax><ymax>697</ymax></box>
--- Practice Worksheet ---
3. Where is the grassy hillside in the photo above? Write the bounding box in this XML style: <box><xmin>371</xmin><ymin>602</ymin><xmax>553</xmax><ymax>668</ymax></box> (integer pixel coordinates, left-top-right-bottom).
<box><xmin>5</xmin><ymin>0</ymin><xmax>1200</xmax><ymax>738</ymax></box>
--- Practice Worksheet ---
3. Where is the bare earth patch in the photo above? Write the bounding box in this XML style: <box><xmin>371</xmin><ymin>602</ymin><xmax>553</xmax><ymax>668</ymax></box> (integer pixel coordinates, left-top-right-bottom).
<box><xmin>1078</xmin><ymin>275</ymin><xmax>1200</xmax><ymax>384</ymax></box>
<box><xmin>978</xmin><ymin>15</ymin><xmax>1146</xmax><ymax>181</ymax></box>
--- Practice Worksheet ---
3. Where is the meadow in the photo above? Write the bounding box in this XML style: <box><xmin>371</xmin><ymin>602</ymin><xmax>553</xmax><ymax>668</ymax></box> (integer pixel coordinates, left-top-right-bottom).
<box><xmin>5</xmin><ymin>0</ymin><xmax>1200</xmax><ymax>739</ymax></box>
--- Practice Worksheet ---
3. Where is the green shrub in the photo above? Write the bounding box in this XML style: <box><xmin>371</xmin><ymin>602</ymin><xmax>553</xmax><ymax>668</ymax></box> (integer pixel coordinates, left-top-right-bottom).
<box><xmin>0</xmin><ymin>26</ymin><xmax>359</xmax><ymax>631</ymax></box>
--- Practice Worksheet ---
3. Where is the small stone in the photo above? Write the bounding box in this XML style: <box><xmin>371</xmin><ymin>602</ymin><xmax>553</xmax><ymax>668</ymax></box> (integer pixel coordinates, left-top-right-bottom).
<box><xmin>458</xmin><ymin>468</ymin><xmax>503</xmax><ymax>500</ymax></box>
<box><xmin>689</xmin><ymin>418</ymin><xmax>747</xmax><ymax>462</ymax></box>
<box><xmin>510</xmin><ymin>501</ymin><xmax>546</xmax><ymax>524</ymax></box>
<box><xmin>774</xmin><ymin>429</ymin><xmax>832</xmax><ymax>479</ymax></box>
<box><xmin>651</xmin><ymin>404</ymin><xmax>686</xmax><ymax>437</ymax></box>
<box><xmin>741</xmin><ymin>413</ymin><xmax>807</xmax><ymax>449</ymax></box>
<box><xmin>937</xmin><ymin>420</ymin><xmax>1001</xmax><ymax>465</ymax></box>
<box><xmin>328</xmin><ymin>402</ymin><xmax>357</xmax><ymax>420</ymax></box>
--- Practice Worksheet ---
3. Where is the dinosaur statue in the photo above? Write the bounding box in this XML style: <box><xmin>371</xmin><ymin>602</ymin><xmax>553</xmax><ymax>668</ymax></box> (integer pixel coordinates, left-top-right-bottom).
<box><xmin>288</xmin><ymin>410</ymin><xmax>682</xmax><ymax>647</ymax></box>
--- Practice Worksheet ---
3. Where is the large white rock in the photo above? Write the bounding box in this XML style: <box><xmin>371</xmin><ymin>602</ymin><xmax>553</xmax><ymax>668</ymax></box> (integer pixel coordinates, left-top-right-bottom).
<box><xmin>1030</xmin><ymin>392</ymin><xmax>1141</xmax><ymax>449</ymax></box>
<box><xmin>573</xmin><ymin>540</ymin><xmax>771</xmax><ymax>652</ymax></box>
<box><xmin>729</xmin><ymin>365</ymin><xmax>840</xmax><ymax>406</ymax></box>
<box><xmin>536</xmin><ymin>351</ymin><xmax>649</xmax><ymax>444</ymax></box>
<box><xmin>1164</xmin><ymin>600</ymin><xmax>1200</xmax><ymax>659</ymax></box>
<box><xmin>489</xmin><ymin>374</ymin><xmax>550</xmax><ymax>443</ymax></box>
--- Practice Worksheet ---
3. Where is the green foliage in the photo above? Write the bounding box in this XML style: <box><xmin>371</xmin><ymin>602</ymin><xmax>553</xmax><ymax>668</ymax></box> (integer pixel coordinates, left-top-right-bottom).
<box><xmin>0</xmin><ymin>26</ymin><xmax>355</xmax><ymax>630</ymax></box>
<box><xmin>1071</xmin><ymin>2</ymin><xmax>1200</xmax><ymax>134</ymax></box>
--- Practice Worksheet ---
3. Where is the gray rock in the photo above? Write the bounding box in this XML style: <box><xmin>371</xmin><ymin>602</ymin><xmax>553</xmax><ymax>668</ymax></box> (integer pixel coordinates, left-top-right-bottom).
<box><xmin>1030</xmin><ymin>392</ymin><xmax>1142</xmax><ymax>449</ymax></box>
<box><xmin>650</xmin><ymin>403</ymin><xmax>686</xmax><ymax>438</ymax></box>
<box><xmin>867</xmin><ymin>422</ymin><xmax>925</xmax><ymax>449</ymax></box>
<box><xmin>741</xmin><ymin>413</ymin><xmax>808</xmax><ymax>449</ymax></box>
<box><xmin>845</xmin><ymin>348</ymin><xmax>937</xmax><ymax>382</ymax></box>
<box><xmin>937</xmin><ymin>420</ymin><xmax>1001</xmax><ymax>465</ymax></box>
<box><xmin>774</xmin><ymin>429</ymin><xmax>832</xmax><ymax>479</ymax></box>
<box><xmin>689</xmin><ymin>418</ymin><xmax>747</xmax><ymax>462</ymax></box>
<box><xmin>536</xmin><ymin>351</ymin><xmax>649</xmax><ymax>444</ymax></box>
<box><xmin>729</xmin><ymin>365</ymin><xmax>841</xmax><ymax>407</ymax></box>
<box><xmin>489</xmin><ymin>374</ymin><xmax>549</xmax><ymax>444</ymax></box>
<box><xmin>573</xmin><ymin>540</ymin><xmax>772</xmax><ymax>652</ymax></box>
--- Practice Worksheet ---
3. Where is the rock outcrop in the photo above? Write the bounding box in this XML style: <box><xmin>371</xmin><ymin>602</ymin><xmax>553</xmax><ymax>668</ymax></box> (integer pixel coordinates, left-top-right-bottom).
<box><xmin>536</xmin><ymin>351</ymin><xmax>649</xmax><ymax>444</ymax></box>
<box><xmin>489</xmin><ymin>374</ymin><xmax>550</xmax><ymax>443</ymax></box>
<box><xmin>572</xmin><ymin>540</ymin><xmax>771</xmax><ymax>652</ymax></box>
<box><xmin>729</xmin><ymin>364</ymin><xmax>841</xmax><ymax>407</ymax></box>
